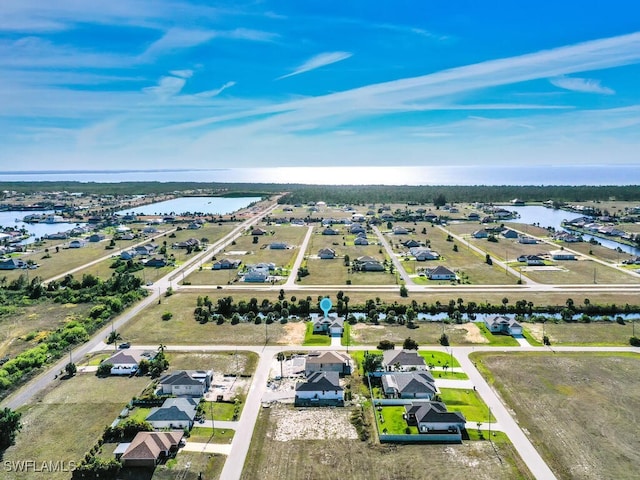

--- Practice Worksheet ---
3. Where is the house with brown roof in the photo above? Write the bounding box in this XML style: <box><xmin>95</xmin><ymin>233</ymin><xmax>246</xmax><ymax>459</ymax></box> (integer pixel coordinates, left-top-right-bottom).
<box><xmin>305</xmin><ymin>351</ymin><xmax>352</xmax><ymax>376</ymax></box>
<box><xmin>382</xmin><ymin>350</ymin><xmax>427</xmax><ymax>372</ymax></box>
<box><xmin>118</xmin><ymin>431</ymin><xmax>183</xmax><ymax>468</ymax></box>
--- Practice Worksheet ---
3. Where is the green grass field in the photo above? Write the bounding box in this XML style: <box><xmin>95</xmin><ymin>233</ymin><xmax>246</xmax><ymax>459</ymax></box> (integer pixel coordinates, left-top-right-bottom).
<box><xmin>438</xmin><ymin>388</ymin><xmax>495</xmax><ymax>423</ymax></box>
<box><xmin>302</xmin><ymin>321</ymin><xmax>331</xmax><ymax>346</ymax></box>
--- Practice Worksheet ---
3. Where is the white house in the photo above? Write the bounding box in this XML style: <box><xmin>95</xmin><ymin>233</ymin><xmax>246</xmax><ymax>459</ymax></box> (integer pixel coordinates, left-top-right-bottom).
<box><xmin>318</xmin><ymin>248</ymin><xmax>336</xmax><ymax>259</ymax></box>
<box><xmin>305</xmin><ymin>351</ymin><xmax>352</xmax><ymax>376</ymax></box>
<box><xmin>104</xmin><ymin>350</ymin><xmax>155</xmax><ymax>376</ymax></box>
<box><xmin>295</xmin><ymin>371</ymin><xmax>344</xmax><ymax>406</ymax></box>
<box><xmin>425</xmin><ymin>266</ymin><xmax>457</xmax><ymax>280</ymax></box>
<box><xmin>381</xmin><ymin>371</ymin><xmax>437</xmax><ymax>399</ymax></box>
<box><xmin>382</xmin><ymin>350</ymin><xmax>427</xmax><ymax>372</ymax></box>
<box><xmin>551</xmin><ymin>250</ymin><xmax>577</xmax><ymax>260</ymax></box>
<box><xmin>484</xmin><ymin>315</ymin><xmax>523</xmax><ymax>336</ymax></box>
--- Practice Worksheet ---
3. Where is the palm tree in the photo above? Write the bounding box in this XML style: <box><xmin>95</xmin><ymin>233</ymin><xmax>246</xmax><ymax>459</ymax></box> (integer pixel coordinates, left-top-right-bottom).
<box><xmin>276</xmin><ymin>352</ymin><xmax>285</xmax><ymax>379</ymax></box>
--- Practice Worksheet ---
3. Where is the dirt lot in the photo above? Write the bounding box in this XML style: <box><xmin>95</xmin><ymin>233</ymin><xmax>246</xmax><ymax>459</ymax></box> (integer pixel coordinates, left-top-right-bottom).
<box><xmin>474</xmin><ymin>352</ymin><xmax>640</xmax><ymax>480</ymax></box>
<box><xmin>241</xmin><ymin>405</ymin><xmax>532</xmax><ymax>480</ymax></box>
<box><xmin>350</xmin><ymin>321</ymin><xmax>487</xmax><ymax>345</ymax></box>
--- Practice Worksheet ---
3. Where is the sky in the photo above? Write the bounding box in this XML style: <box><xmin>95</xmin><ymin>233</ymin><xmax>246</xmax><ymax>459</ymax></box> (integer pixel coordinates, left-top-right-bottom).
<box><xmin>2</xmin><ymin>0</ymin><xmax>640</xmax><ymax>173</ymax></box>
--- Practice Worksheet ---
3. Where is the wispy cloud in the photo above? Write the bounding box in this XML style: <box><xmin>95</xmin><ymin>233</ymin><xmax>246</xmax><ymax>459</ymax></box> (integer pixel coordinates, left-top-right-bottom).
<box><xmin>549</xmin><ymin>75</ymin><xmax>615</xmax><ymax>94</ymax></box>
<box><xmin>143</xmin><ymin>74</ymin><xmax>188</xmax><ymax>99</ymax></box>
<box><xmin>277</xmin><ymin>51</ymin><xmax>353</xmax><ymax>80</ymax></box>
<box><xmin>141</xmin><ymin>28</ymin><xmax>217</xmax><ymax>59</ymax></box>
<box><xmin>195</xmin><ymin>81</ymin><xmax>236</xmax><ymax>98</ymax></box>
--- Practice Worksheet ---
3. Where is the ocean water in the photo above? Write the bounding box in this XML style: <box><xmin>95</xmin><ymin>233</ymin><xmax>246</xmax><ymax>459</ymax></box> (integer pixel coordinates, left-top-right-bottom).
<box><xmin>1</xmin><ymin>165</ymin><xmax>639</xmax><ymax>185</ymax></box>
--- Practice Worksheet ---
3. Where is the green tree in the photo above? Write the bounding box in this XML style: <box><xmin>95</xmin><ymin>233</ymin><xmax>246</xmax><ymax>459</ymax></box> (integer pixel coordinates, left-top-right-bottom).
<box><xmin>0</xmin><ymin>407</ymin><xmax>22</xmax><ymax>450</ymax></box>
<box><xmin>399</xmin><ymin>285</ymin><xmax>408</xmax><ymax>297</ymax></box>
<box><xmin>403</xmin><ymin>337</ymin><xmax>419</xmax><ymax>350</ymax></box>
<box><xmin>65</xmin><ymin>362</ymin><xmax>77</xmax><ymax>377</ymax></box>
<box><xmin>276</xmin><ymin>352</ymin><xmax>285</xmax><ymax>378</ymax></box>
<box><xmin>362</xmin><ymin>352</ymin><xmax>382</xmax><ymax>374</ymax></box>
<box><xmin>439</xmin><ymin>333</ymin><xmax>450</xmax><ymax>346</ymax></box>
<box><xmin>97</xmin><ymin>362</ymin><xmax>113</xmax><ymax>377</ymax></box>
<box><xmin>377</xmin><ymin>340</ymin><xmax>395</xmax><ymax>350</ymax></box>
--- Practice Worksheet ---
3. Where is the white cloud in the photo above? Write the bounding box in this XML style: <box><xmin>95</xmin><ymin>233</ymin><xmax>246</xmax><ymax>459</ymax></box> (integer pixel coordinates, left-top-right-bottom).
<box><xmin>143</xmin><ymin>75</ymin><xmax>187</xmax><ymax>99</ymax></box>
<box><xmin>549</xmin><ymin>75</ymin><xmax>615</xmax><ymax>94</ymax></box>
<box><xmin>141</xmin><ymin>28</ymin><xmax>217</xmax><ymax>59</ymax></box>
<box><xmin>195</xmin><ymin>81</ymin><xmax>236</xmax><ymax>98</ymax></box>
<box><xmin>170</xmin><ymin>70</ymin><xmax>193</xmax><ymax>79</ymax></box>
<box><xmin>277</xmin><ymin>51</ymin><xmax>353</xmax><ymax>79</ymax></box>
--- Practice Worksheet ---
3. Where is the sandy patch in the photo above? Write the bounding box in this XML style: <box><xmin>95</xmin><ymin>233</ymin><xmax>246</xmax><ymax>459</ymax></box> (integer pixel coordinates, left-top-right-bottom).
<box><xmin>454</xmin><ymin>323</ymin><xmax>489</xmax><ymax>344</ymax></box>
<box><xmin>225</xmin><ymin>250</ymin><xmax>248</xmax><ymax>255</ymax></box>
<box><xmin>270</xmin><ymin>407</ymin><xmax>358</xmax><ymax>441</ymax></box>
<box><xmin>524</xmin><ymin>323</ymin><xmax>554</xmax><ymax>343</ymax></box>
<box><xmin>521</xmin><ymin>266</ymin><xmax>564</xmax><ymax>271</ymax></box>
<box><xmin>279</xmin><ymin>322</ymin><xmax>305</xmax><ymax>345</ymax></box>
<box><xmin>350</xmin><ymin>323</ymin><xmax>383</xmax><ymax>341</ymax></box>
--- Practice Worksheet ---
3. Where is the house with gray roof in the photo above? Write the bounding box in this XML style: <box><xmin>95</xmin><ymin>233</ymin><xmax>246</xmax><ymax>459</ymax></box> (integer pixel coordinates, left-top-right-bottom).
<box><xmin>381</xmin><ymin>371</ymin><xmax>437</xmax><ymax>399</ymax></box>
<box><xmin>484</xmin><ymin>315</ymin><xmax>523</xmax><ymax>336</ymax></box>
<box><xmin>295</xmin><ymin>371</ymin><xmax>344</xmax><ymax>406</ymax></box>
<box><xmin>305</xmin><ymin>351</ymin><xmax>352</xmax><ymax>376</ymax></box>
<box><xmin>104</xmin><ymin>349</ymin><xmax>156</xmax><ymax>376</ymax></box>
<box><xmin>382</xmin><ymin>349</ymin><xmax>427</xmax><ymax>372</ymax></box>
<box><xmin>404</xmin><ymin>401</ymin><xmax>466</xmax><ymax>437</ymax></box>
<box><xmin>145</xmin><ymin>397</ymin><xmax>199</xmax><ymax>430</ymax></box>
<box><xmin>312</xmin><ymin>315</ymin><xmax>344</xmax><ymax>337</ymax></box>
<box><xmin>158</xmin><ymin>370</ymin><xmax>213</xmax><ymax>396</ymax></box>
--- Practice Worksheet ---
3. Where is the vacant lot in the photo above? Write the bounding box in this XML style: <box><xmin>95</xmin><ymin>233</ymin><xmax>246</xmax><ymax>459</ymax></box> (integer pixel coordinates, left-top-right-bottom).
<box><xmin>473</xmin><ymin>352</ymin><xmax>640</xmax><ymax>480</ymax></box>
<box><xmin>3</xmin><ymin>374</ymin><xmax>150</xmax><ymax>480</ymax></box>
<box><xmin>350</xmin><ymin>321</ymin><xmax>485</xmax><ymax>345</ymax></box>
<box><xmin>119</xmin><ymin>293</ymin><xmax>305</xmax><ymax>345</ymax></box>
<box><xmin>166</xmin><ymin>351</ymin><xmax>258</xmax><ymax>376</ymax></box>
<box><xmin>241</xmin><ymin>404</ymin><xmax>532</xmax><ymax>480</ymax></box>
<box><xmin>523</xmin><ymin>321</ymin><xmax>637</xmax><ymax>346</ymax></box>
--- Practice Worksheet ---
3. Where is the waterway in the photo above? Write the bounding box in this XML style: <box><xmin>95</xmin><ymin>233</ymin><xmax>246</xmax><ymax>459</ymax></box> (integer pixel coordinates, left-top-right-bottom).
<box><xmin>116</xmin><ymin>196</ymin><xmax>262</xmax><ymax>216</ymax></box>
<box><xmin>0</xmin><ymin>210</ymin><xmax>82</xmax><ymax>245</ymax></box>
<box><xmin>505</xmin><ymin>205</ymin><xmax>640</xmax><ymax>256</ymax></box>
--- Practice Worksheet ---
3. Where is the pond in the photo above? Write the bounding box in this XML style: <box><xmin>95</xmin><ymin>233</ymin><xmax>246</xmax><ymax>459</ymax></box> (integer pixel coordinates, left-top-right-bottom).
<box><xmin>116</xmin><ymin>196</ymin><xmax>263</xmax><ymax>216</ymax></box>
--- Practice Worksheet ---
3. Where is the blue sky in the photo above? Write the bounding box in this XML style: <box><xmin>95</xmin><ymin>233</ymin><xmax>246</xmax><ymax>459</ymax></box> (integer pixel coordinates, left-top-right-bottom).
<box><xmin>2</xmin><ymin>0</ymin><xmax>640</xmax><ymax>172</ymax></box>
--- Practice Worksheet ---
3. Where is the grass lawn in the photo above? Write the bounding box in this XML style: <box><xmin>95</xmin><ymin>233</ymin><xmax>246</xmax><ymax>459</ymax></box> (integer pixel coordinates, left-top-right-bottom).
<box><xmin>166</xmin><ymin>351</ymin><xmax>258</xmax><ymax>376</ymax></box>
<box><xmin>472</xmin><ymin>352</ymin><xmax>640</xmax><ymax>480</ymax></box>
<box><xmin>302</xmin><ymin>321</ymin><xmax>331</xmax><ymax>346</ymax></box>
<box><xmin>376</xmin><ymin>406</ymin><xmax>417</xmax><ymax>434</ymax></box>
<box><xmin>127</xmin><ymin>406</ymin><xmax>152</xmax><ymax>422</ymax></box>
<box><xmin>522</xmin><ymin>320</ymin><xmax>638</xmax><ymax>346</ymax></box>
<box><xmin>188</xmin><ymin>426</ymin><xmax>234</xmax><ymax>444</ymax></box>
<box><xmin>476</xmin><ymin>322</ymin><xmax>520</xmax><ymax>346</ymax></box>
<box><xmin>3</xmin><ymin>375</ymin><xmax>150</xmax><ymax>480</ymax></box>
<box><xmin>240</xmin><ymin>405</ymin><xmax>533</xmax><ymax>480</ymax></box>
<box><xmin>418</xmin><ymin>350</ymin><xmax>461</xmax><ymax>367</ymax></box>
<box><xmin>438</xmin><ymin>388</ymin><xmax>495</xmax><ymax>423</ymax></box>
<box><xmin>151</xmin><ymin>451</ymin><xmax>224</xmax><ymax>480</ymax></box>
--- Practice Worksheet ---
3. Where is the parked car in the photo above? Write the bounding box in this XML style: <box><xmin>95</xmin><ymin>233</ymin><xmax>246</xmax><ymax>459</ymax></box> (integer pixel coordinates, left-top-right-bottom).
<box><xmin>118</xmin><ymin>342</ymin><xmax>131</xmax><ymax>349</ymax></box>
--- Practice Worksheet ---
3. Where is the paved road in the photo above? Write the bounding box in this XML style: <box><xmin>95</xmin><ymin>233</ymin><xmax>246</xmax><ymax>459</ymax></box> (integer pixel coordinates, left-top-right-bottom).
<box><xmin>371</xmin><ymin>225</ymin><xmax>413</xmax><ymax>286</ymax></box>
<box><xmin>284</xmin><ymin>226</ymin><xmax>313</xmax><ymax>287</ymax></box>
<box><xmin>0</xmin><ymin>200</ymin><xmax>280</xmax><ymax>410</ymax></box>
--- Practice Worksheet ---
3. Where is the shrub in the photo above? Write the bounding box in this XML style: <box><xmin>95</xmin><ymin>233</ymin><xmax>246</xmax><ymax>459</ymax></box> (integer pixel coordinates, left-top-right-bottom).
<box><xmin>377</xmin><ymin>340</ymin><xmax>395</xmax><ymax>350</ymax></box>
<box><xmin>630</xmin><ymin>336</ymin><xmax>640</xmax><ymax>347</ymax></box>
<box><xmin>97</xmin><ymin>363</ymin><xmax>113</xmax><ymax>377</ymax></box>
<box><xmin>161</xmin><ymin>311</ymin><xmax>173</xmax><ymax>321</ymax></box>
<box><xmin>439</xmin><ymin>333</ymin><xmax>449</xmax><ymax>346</ymax></box>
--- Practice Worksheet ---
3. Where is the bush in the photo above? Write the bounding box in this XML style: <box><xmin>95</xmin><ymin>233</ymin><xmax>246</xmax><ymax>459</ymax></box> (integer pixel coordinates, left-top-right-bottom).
<box><xmin>439</xmin><ymin>333</ymin><xmax>449</xmax><ymax>346</ymax></box>
<box><xmin>377</xmin><ymin>340</ymin><xmax>395</xmax><ymax>350</ymax></box>
<box><xmin>97</xmin><ymin>363</ymin><xmax>113</xmax><ymax>377</ymax></box>
<box><xmin>630</xmin><ymin>336</ymin><xmax>640</xmax><ymax>347</ymax></box>
<box><xmin>161</xmin><ymin>311</ymin><xmax>173</xmax><ymax>321</ymax></box>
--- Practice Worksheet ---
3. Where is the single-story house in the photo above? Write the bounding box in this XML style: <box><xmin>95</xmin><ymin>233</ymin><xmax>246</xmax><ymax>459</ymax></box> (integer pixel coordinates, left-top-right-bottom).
<box><xmin>44</xmin><ymin>232</ymin><xmax>69</xmax><ymax>240</ymax></box>
<box><xmin>353</xmin><ymin>256</ymin><xmax>384</xmax><ymax>272</ymax></box>
<box><xmin>468</xmin><ymin>213</ymin><xmax>480</xmax><ymax>220</ymax></box>
<box><xmin>410</xmin><ymin>247</ymin><xmax>439</xmax><ymax>261</ymax></box>
<box><xmin>120</xmin><ymin>250</ymin><xmax>137</xmax><ymax>260</ymax></box>
<box><xmin>104</xmin><ymin>349</ymin><xmax>156</xmax><ymax>376</ymax></box>
<box><xmin>424</xmin><ymin>266</ymin><xmax>457</xmax><ymax>280</ymax></box>
<box><xmin>511</xmin><ymin>198</ymin><xmax>525</xmax><ymax>206</ymax></box>
<box><xmin>551</xmin><ymin>250</ymin><xmax>577</xmax><ymax>260</ymax></box>
<box><xmin>118</xmin><ymin>233</ymin><xmax>136</xmax><ymax>241</ymax></box>
<box><xmin>187</xmin><ymin>222</ymin><xmax>201</xmax><ymax>230</ymax></box>
<box><xmin>251</xmin><ymin>228</ymin><xmax>267</xmax><ymax>235</ymax></box>
<box><xmin>87</xmin><ymin>233</ymin><xmax>105</xmax><ymax>242</ymax></box>
<box><xmin>0</xmin><ymin>258</ymin><xmax>26</xmax><ymax>270</ymax></box>
<box><xmin>354</xmin><ymin>236</ymin><xmax>369</xmax><ymax>246</ymax></box>
<box><xmin>295</xmin><ymin>371</ymin><xmax>344</xmax><ymax>406</ymax></box>
<box><xmin>158</xmin><ymin>370</ymin><xmax>213</xmax><ymax>396</ymax></box>
<box><xmin>516</xmin><ymin>255</ymin><xmax>544</xmax><ymax>266</ymax></box>
<box><xmin>312</xmin><ymin>315</ymin><xmax>344</xmax><ymax>337</ymax></box>
<box><xmin>243</xmin><ymin>269</ymin><xmax>268</xmax><ymax>283</ymax></box>
<box><xmin>118</xmin><ymin>431</ymin><xmax>183</xmax><ymax>468</ymax></box>
<box><xmin>318</xmin><ymin>248</ymin><xmax>336</xmax><ymax>259</ymax></box>
<box><xmin>484</xmin><ymin>315</ymin><xmax>523</xmax><ymax>336</ymax></box>
<box><xmin>305</xmin><ymin>351</ymin><xmax>352</xmax><ymax>376</ymax></box>
<box><xmin>350</xmin><ymin>224</ymin><xmax>366</xmax><ymax>234</ymax></box>
<box><xmin>518</xmin><ymin>235</ymin><xmax>538</xmax><ymax>244</ymax></box>
<box><xmin>269</xmin><ymin>242</ymin><xmax>288</xmax><ymax>250</ymax></box>
<box><xmin>382</xmin><ymin>349</ymin><xmax>427</xmax><ymax>372</ymax></box>
<box><xmin>144</xmin><ymin>257</ymin><xmax>167</xmax><ymax>268</ymax></box>
<box><xmin>502</xmin><ymin>229</ymin><xmax>519</xmax><ymax>239</ymax></box>
<box><xmin>322</xmin><ymin>227</ymin><xmax>340</xmax><ymax>236</ymax></box>
<box><xmin>134</xmin><ymin>244</ymin><xmax>156</xmax><ymax>256</ymax></box>
<box><xmin>381</xmin><ymin>371</ymin><xmax>437</xmax><ymax>399</ymax></box>
<box><xmin>393</xmin><ymin>226</ymin><xmax>409</xmax><ymax>235</ymax></box>
<box><xmin>213</xmin><ymin>258</ymin><xmax>241</xmax><ymax>270</ymax></box>
<box><xmin>405</xmin><ymin>401</ymin><xmax>466</xmax><ymax>437</ymax></box>
<box><xmin>173</xmin><ymin>238</ymin><xmax>200</xmax><ymax>249</ymax></box>
<box><xmin>403</xmin><ymin>239</ymin><xmax>422</xmax><ymax>248</ymax></box>
<box><xmin>68</xmin><ymin>239</ymin><xmax>85</xmax><ymax>248</ymax></box>
<box><xmin>145</xmin><ymin>397</ymin><xmax>199</xmax><ymax>430</ymax></box>
<box><xmin>473</xmin><ymin>230</ymin><xmax>489</xmax><ymax>238</ymax></box>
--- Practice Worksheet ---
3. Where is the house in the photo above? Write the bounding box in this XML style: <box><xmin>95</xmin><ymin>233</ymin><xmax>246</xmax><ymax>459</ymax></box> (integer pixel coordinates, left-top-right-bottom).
<box><xmin>318</xmin><ymin>248</ymin><xmax>336</xmax><ymax>259</ymax></box>
<box><xmin>158</xmin><ymin>370</ymin><xmax>213</xmax><ymax>396</ymax></box>
<box><xmin>381</xmin><ymin>371</ymin><xmax>437</xmax><ymax>399</ymax></box>
<box><xmin>118</xmin><ymin>431</ymin><xmax>183</xmax><ymax>468</ymax></box>
<box><xmin>484</xmin><ymin>315</ymin><xmax>523</xmax><ymax>335</ymax></box>
<box><xmin>118</xmin><ymin>233</ymin><xmax>136</xmax><ymax>241</ymax></box>
<box><xmin>351</xmin><ymin>213</ymin><xmax>365</xmax><ymax>223</ymax></box>
<box><xmin>516</xmin><ymin>254</ymin><xmax>545</xmax><ymax>266</ymax></box>
<box><xmin>104</xmin><ymin>349</ymin><xmax>156</xmax><ymax>376</ymax></box>
<box><xmin>187</xmin><ymin>222</ymin><xmax>202</xmax><ymax>230</ymax></box>
<box><xmin>502</xmin><ymin>229</ymin><xmax>519</xmax><ymax>239</ymax></box>
<box><xmin>134</xmin><ymin>244</ymin><xmax>156</xmax><ymax>256</ymax></box>
<box><xmin>120</xmin><ymin>250</ymin><xmax>137</xmax><ymax>260</ymax></box>
<box><xmin>518</xmin><ymin>235</ymin><xmax>538</xmax><ymax>244</ymax></box>
<box><xmin>468</xmin><ymin>213</ymin><xmax>480</xmax><ymax>220</ymax></box>
<box><xmin>145</xmin><ymin>257</ymin><xmax>167</xmax><ymax>268</ymax></box>
<box><xmin>551</xmin><ymin>250</ymin><xmax>576</xmax><ymax>260</ymax></box>
<box><xmin>405</xmin><ymin>401</ymin><xmax>466</xmax><ymax>436</ymax></box>
<box><xmin>350</xmin><ymin>224</ymin><xmax>366</xmax><ymax>234</ymax></box>
<box><xmin>305</xmin><ymin>351</ymin><xmax>352</xmax><ymax>376</ymax></box>
<box><xmin>393</xmin><ymin>226</ymin><xmax>409</xmax><ymax>235</ymax></box>
<box><xmin>472</xmin><ymin>230</ymin><xmax>489</xmax><ymax>239</ymax></box>
<box><xmin>173</xmin><ymin>238</ymin><xmax>200</xmax><ymax>249</ymax></box>
<box><xmin>322</xmin><ymin>227</ymin><xmax>340</xmax><ymax>236</ymax></box>
<box><xmin>410</xmin><ymin>247</ymin><xmax>439</xmax><ymax>261</ymax></box>
<box><xmin>44</xmin><ymin>232</ymin><xmax>69</xmax><ymax>240</ymax></box>
<box><xmin>269</xmin><ymin>242</ymin><xmax>288</xmax><ymax>250</ymax></box>
<box><xmin>354</xmin><ymin>236</ymin><xmax>369</xmax><ymax>246</ymax></box>
<box><xmin>145</xmin><ymin>397</ymin><xmax>199</xmax><ymax>430</ymax></box>
<box><xmin>0</xmin><ymin>258</ymin><xmax>26</xmax><ymax>270</ymax></box>
<box><xmin>353</xmin><ymin>256</ymin><xmax>384</xmax><ymax>272</ymax></box>
<box><xmin>424</xmin><ymin>266</ymin><xmax>457</xmax><ymax>280</ymax></box>
<box><xmin>68</xmin><ymin>239</ymin><xmax>85</xmax><ymax>248</ymax></box>
<box><xmin>213</xmin><ymin>258</ymin><xmax>241</xmax><ymax>270</ymax></box>
<box><xmin>511</xmin><ymin>198</ymin><xmax>525</xmax><ymax>206</ymax></box>
<box><xmin>312</xmin><ymin>315</ymin><xmax>344</xmax><ymax>337</ymax></box>
<box><xmin>295</xmin><ymin>371</ymin><xmax>344</xmax><ymax>406</ymax></box>
<box><xmin>87</xmin><ymin>233</ymin><xmax>105</xmax><ymax>242</ymax></box>
<box><xmin>382</xmin><ymin>350</ymin><xmax>427</xmax><ymax>372</ymax></box>
<box><xmin>243</xmin><ymin>269</ymin><xmax>268</xmax><ymax>283</ymax></box>
<box><xmin>403</xmin><ymin>239</ymin><xmax>422</xmax><ymax>248</ymax></box>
